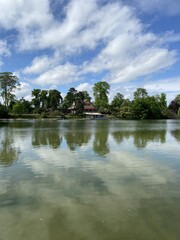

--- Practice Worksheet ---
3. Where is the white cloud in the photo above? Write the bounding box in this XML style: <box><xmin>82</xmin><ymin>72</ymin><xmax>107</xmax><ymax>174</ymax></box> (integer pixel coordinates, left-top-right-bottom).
<box><xmin>110</xmin><ymin>48</ymin><xmax>176</xmax><ymax>83</ymax></box>
<box><xmin>17</xmin><ymin>0</ymin><xmax>136</xmax><ymax>52</ymax></box>
<box><xmin>0</xmin><ymin>0</ymin><xmax>52</xmax><ymax>30</ymax></box>
<box><xmin>144</xmin><ymin>77</ymin><xmax>180</xmax><ymax>103</ymax></box>
<box><xmin>0</xmin><ymin>39</ymin><xmax>11</xmax><ymax>67</ymax></box>
<box><xmin>132</xmin><ymin>0</ymin><xmax>180</xmax><ymax>16</ymax></box>
<box><xmin>84</xmin><ymin>32</ymin><xmax>176</xmax><ymax>83</ymax></box>
<box><xmin>23</xmin><ymin>54</ymin><xmax>60</xmax><ymax>74</ymax></box>
<box><xmin>0</xmin><ymin>0</ymin><xmax>179</xmax><ymax>90</ymax></box>
<box><xmin>0</xmin><ymin>39</ymin><xmax>10</xmax><ymax>56</ymax></box>
<box><xmin>145</xmin><ymin>77</ymin><xmax>180</xmax><ymax>93</ymax></box>
<box><xmin>76</xmin><ymin>82</ymin><xmax>94</xmax><ymax>98</ymax></box>
<box><xmin>34</xmin><ymin>63</ymin><xmax>81</xmax><ymax>86</ymax></box>
<box><xmin>14</xmin><ymin>82</ymin><xmax>32</xmax><ymax>100</ymax></box>
<box><xmin>76</xmin><ymin>82</ymin><xmax>92</xmax><ymax>92</ymax></box>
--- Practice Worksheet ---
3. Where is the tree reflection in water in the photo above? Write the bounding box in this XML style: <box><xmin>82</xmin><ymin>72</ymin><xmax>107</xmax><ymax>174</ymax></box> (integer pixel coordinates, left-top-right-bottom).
<box><xmin>93</xmin><ymin>121</ymin><xmax>109</xmax><ymax>156</ymax></box>
<box><xmin>32</xmin><ymin>121</ymin><xmax>62</xmax><ymax>149</ymax></box>
<box><xmin>0</xmin><ymin>138</ymin><xmax>20</xmax><ymax>166</ymax></box>
<box><xmin>64</xmin><ymin>120</ymin><xmax>91</xmax><ymax>151</ymax></box>
<box><xmin>171</xmin><ymin>130</ymin><xmax>180</xmax><ymax>142</ymax></box>
<box><xmin>112</xmin><ymin>130</ymin><xmax>166</xmax><ymax>148</ymax></box>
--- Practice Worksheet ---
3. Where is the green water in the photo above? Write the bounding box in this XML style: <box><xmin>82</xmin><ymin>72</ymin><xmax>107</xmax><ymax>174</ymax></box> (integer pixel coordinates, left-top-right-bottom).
<box><xmin>0</xmin><ymin>119</ymin><xmax>180</xmax><ymax>240</ymax></box>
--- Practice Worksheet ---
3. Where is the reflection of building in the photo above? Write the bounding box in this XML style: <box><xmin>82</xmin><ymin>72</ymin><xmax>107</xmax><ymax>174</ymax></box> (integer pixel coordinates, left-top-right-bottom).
<box><xmin>68</xmin><ymin>100</ymin><xmax>96</xmax><ymax>114</ymax></box>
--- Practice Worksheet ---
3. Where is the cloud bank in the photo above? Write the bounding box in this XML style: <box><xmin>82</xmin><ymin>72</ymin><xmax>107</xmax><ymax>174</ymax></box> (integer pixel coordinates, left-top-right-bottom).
<box><xmin>0</xmin><ymin>0</ymin><xmax>179</xmax><ymax>100</ymax></box>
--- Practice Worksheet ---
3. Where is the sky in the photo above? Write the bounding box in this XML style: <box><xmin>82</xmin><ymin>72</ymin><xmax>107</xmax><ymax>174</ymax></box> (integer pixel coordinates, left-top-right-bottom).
<box><xmin>0</xmin><ymin>0</ymin><xmax>180</xmax><ymax>103</ymax></box>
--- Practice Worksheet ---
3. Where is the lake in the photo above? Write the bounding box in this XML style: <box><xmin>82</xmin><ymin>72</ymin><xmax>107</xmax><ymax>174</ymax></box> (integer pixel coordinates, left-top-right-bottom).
<box><xmin>0</xmin><ymin>119</ymin><xmax>180</xmax><ymax>240</ymax></box>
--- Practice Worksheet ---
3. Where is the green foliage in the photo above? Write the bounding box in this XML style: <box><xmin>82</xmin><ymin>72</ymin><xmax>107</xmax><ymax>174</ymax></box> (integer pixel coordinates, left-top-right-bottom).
<box><xmin>40</xmin><ymin>90</ymin><xmax>48</xmax><ymax>110</ymax></box>
<box><xmin>31</xmin><ymin>89</ymin><xmax>41</xmax><ymax>113</ymax></box>
<box><xmin>133</xmin><ymin>88</ymin><xmax>148</xmax><ymax>100</ymax></box>
<box><xmin>111</xmin><ymin>93</ymin><xmax>124</xmax><ymax>114</ymax></box>
<box><xmin>63</xmin><ymin>88</ymin><xmax>77</xmax><ymax>109</ymax></box>
<box><xmin>130</xmin><ymin>88</ymin><xmax>168</xmax><ymax>119</ymax></box>
<box><xmin>0</xmin><ymin>138</ymin><xmax>20</xmax><ymax>166</ymax></box>
<box><xmin>93</xmin><ymin>81</ymin><xmax>110</xmax><ymax>113</ymax></box>
<box><xmin>0</xmin><ymin>72</ymin><xmax>20</xmax><ymax>108</ymax></box>
<box><xmin>178</xmin><ymin>107</ymin><xmax>180</xmax><ymax>117</ymax></box>
<box><xmin>168</xmin><ymin>94</ymin><xmax>180</xmax><ymax>116</ymax></box>
<box><xmin>175</xmin><ymin>94</ymin><xmax>180</xmax><ymax>105</ymax></box>
<box><xmin>82</xmin><ymin>91</ymin><xmax>91</xmax><ymax>101</ymax></box>
<box><xmin>0</xmin><ymin>71</ymin><xmax>177</xmax><ymax>119</ymax></box>
<box><xmin>119</xmin><ymin>105</ymin><xmax>132</xmax><ymax>119</ymax></box>
<box><xmin>31</xmin><ymin>89</ymin><xmax>63</xmax><ymax>113</ymax></box>
<box><xmin>0</xmin><ymin>103</ymin><xmax>9</xmax><ymax>118</ymax></box>
<box><xmin>132</xmin><ymin>96</ymin><xmax>164</xmax><ymax>119</ymax></box>
<box><xmin>63</xmin><ymin>89</ymin><xmax>86</xmax><ymax>115</ymax></box>
<box><xmin>74</xmin><ymin>91</ymin><xmax>85</xmax><ymax>115</ymax></box>
<box><xmin>48</xmin><ymin>89</ymin><xmax>63</xmax><ymax>110</ymax></box>
<box><xmin>12</xmin><ymin>98</ymin><xmax>32</xmax><ymax>114</ymax></box>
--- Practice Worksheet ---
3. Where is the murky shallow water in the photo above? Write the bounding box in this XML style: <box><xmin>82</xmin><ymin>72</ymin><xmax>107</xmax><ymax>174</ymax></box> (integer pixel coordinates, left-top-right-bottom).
<box><xmin>0</xmin><ymin>119</ymin><xmax>180</xmax><ymax>240</ymax></box>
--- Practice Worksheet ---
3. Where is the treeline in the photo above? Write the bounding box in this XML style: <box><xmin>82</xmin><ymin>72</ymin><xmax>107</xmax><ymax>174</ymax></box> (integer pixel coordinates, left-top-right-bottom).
<box><xmin>0</xmin><ymin>72</ymin><xmax>180</xmax><ymax>119</ymax></box>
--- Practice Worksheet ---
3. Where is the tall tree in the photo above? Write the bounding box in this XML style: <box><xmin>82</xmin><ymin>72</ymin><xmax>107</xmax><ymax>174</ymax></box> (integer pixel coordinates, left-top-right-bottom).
<box><xmin>111</xmin><ymin>93</ymin><xmax>124</xmax><ymax>114</ymax></box>
<box><xmin>31</xmin><ymin>89</ymin><xmax>41</xmax><ymax>113</ymax></box>
<box><xmin>133</xmin><ymin>88</ymin><xmax>148</xmax><ymax>100</ymax></box>
<box><xmin>93</xmin><ymin>81</ymin><xmax>110</xmax><ymax>113</ymax></box>
<box><xmin>169</xmin><ymin>94</ymin><xmax>180</xmax><ymax>115</ymax></box>
<box><xmin>0</xmin><ymin>72</ymin><xmax>20</xmax><ymax>108</ymax></box>
<box><xmin>74</xmin><ymin>91</ymin><xmax>85</xmax><ymax>114</ymax></box>
<box><xmin>40</xmin><ymin>90</ymin><xmax>48</xmax><ymax>110</ymax></box>
<box><xmin>48</xmin><ymin>89</ymin><xmax>63</xmax><ymax>110</ymax></box>
<box><xmin>12</xmin><ymin>98</ymin><xmax>32</xmax><ymax>114</ymax></box>
<box><xmin>63</xmin><ymin>87</ymin><xmax>77</xmax><ymax>110</ymax></box>
<box><xmin>82</xmin><ymin>91</ymin><xmax>91</xmax><ymax>101</ymax></box>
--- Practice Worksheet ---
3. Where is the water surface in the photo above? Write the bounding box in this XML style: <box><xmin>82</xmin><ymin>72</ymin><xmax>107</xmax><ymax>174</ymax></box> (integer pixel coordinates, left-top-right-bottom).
<box><xmin>0</xmin><ymin>119</ymin><xmax>180</xmax><ymax>240</ymax></box>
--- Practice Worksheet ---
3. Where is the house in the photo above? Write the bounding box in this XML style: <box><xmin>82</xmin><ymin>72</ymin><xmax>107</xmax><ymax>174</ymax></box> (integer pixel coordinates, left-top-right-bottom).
<box><xmin>68</xmin><ymin>99</ymin><xmax>96</xmax><ymax>114</ymax></box>
<box><xmin>83</xmin><ymin>99</ymin><xmax>96</xmax><ymax>112</ymax></box>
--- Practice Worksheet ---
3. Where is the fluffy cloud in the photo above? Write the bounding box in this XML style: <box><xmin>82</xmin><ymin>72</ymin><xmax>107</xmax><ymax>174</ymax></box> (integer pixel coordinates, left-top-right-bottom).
<box><xmin>132</xmin><ymin>0</ymin><xmax>180</xmax><ymax>16</ymax></box>
<box><xmin>0</xmin><ymin>40</ymin><xmax>10</xmax><ymax>56</ymax></box>
<box><xmin>144</xmin><ymin>77</ymin><xmax>180</xmax><ymax>93</ymax></box>
<box><xmin>76</xmin><ymin>82</ymin><xmax>94</xmax><ymax>98</ymax></box>
<box><xmin>34</xmin><ymin>63</ymin><xmax>81</xmax><ymax>86</ymax></box>
<box><xmin>23</xmin><ymin>54</ymin><xmax>60</xmax><ymax>74</ymax></box>
<box><xmin>0</xmin><ymin>0</ymin><xmax>52</xmax><ymax>30</ymax></box>
<box><xmin>76</xmin><ymin>82</ymin><xmax>93</xmax><ymax>92</ymax></box>
<box><xmin>14</xmin><ymin>82</ymin><xmax>32</xmax><ymax>100</ymax></box>
<box><xmin>0</xmin><ymin>39</ymin><xmax>11</xmax><ymax>66</ymax></box>
<box><xmin>144</xmin><ymin>77</ymin><xmax>180</xmax><ymax>102</ymax></box>
<box><xmin>0</xmin><ymin>0</ymin><xmax>178</xmax><ymax>89</ymax></box>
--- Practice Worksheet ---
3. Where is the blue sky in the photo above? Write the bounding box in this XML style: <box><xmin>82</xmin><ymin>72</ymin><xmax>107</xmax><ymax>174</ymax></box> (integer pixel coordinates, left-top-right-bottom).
<box><xmin>0</xmin><ymin>0</ymin><xmax>180</xmax><ymax>103</ymax></box>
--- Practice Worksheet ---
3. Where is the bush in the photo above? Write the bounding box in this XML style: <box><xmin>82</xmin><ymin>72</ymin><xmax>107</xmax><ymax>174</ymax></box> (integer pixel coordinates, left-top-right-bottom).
<box><xmin>0</xmin><ymin>104</ymin><xmax>9</xmax><ymax>118</ymax></box>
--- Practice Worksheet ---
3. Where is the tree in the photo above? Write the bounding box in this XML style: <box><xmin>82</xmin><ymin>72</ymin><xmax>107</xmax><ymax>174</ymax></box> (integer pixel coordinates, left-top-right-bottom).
<box><xmin>63</xmin><ymin>88</ymin><xmax>77</xmax><ymax>111</ymax></box>
<box><xmin>40</xmin><ymin>90</ymin><xmax>48</xmax><ymax>111</ymax></box>
<box><xmin>111</xmin><ymin>93</ymin><xmax>124</xmax><ymax>114</ymax></box>
<box><xmin>178</xmin><ymin>107</ymin><xmax>180</xmax><ymax>117</ymax></box>
<box><xmin>158</xmin><ymin>93</ymin><xmax>167</xmax><ymax>108</ymax></box>
<box><xmin>12</xmin><ymin>98</ymin><xmax>32</xmax><ymax>114</ymax></box>
<box><xmin>132</xmin><ymin>95</ymin><xmax>163</xmax><ymax>119</ymax></box>
<box><xmin>0</xmin><ymin>72</ymin><xmax>20</xmax><ymax>108</ymax></box>
<box><xmin>133</xmin><ymin>88</ymin><xmax>148</xmax><ymax>100</ymax></box>
<box><xmin>31</xmin><ymin>89</ymin><xmax>41</xmax><ymax>113</ymax></box>
<box><xmin>74</xmin><ymin>91</ymin><xmax>85</xmax><ymax>115</ymax></box>
<box><xmin>0</xmin><ymin>103</ymin><xmax>8</xmax><ymax>118</ymax></box>
<box><xmin>168</xmin><ymin>94</ymin><xmax>180</xmax><ymax>115</ymax></box>
<box><xmin>93</xmin><ymin>81</ymin><xmax>110</xmax><ymax>113</ymax></box>
<box><xmin>175</xmin><ymin>94</ymin><xmax>180</xmax><ymax>105</ymax></box>
<box><xmin>82</xmin><ymin>91</ymin><xmax>91</xmax><ymax>101</ymax></box>
<box><xmin>48</xmin><ymin>89</ymin><xmax>63</xmax><ymax>110</ymax></box>
<box><xmin>119</xmin><ymin>105</ymin><xmax>132</xmax><ymax>119</ymax></box>
<box><xmin>155</xmin><ymin>93</ymin><xmax>168</xmax><ymax>118</ymax></box>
